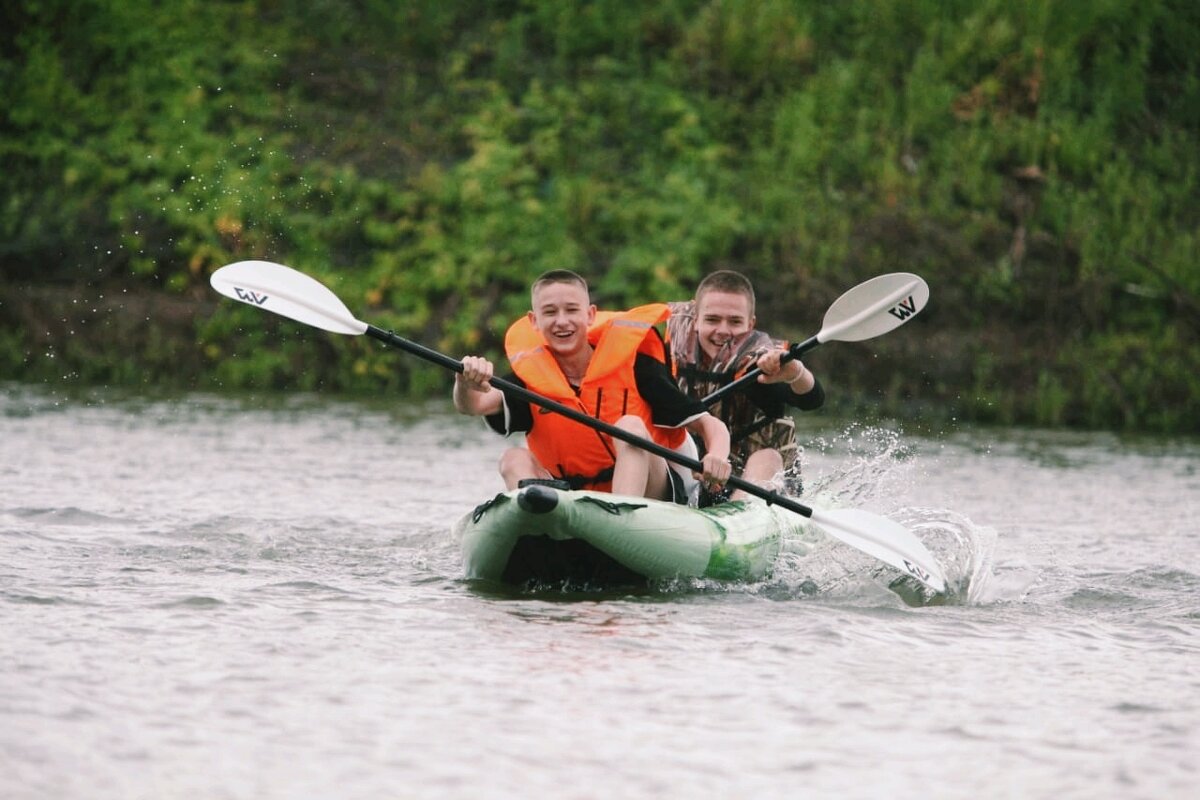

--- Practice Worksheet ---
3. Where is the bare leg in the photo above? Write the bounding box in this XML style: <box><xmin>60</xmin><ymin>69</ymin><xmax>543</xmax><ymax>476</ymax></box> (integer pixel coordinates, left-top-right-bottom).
<box><xmin>731</xmin><ymin>448</ymin><xmax>784</xmax><ymax>500</ymax></box>
<box><xmin>610</xmin><ymin>416</ymin><xmax>671</xmax><ymax>499</ymax></box>
<box><xmin>498</xmin><ymin>447</ymin><xmax>551</xmax><ymax>490</ymax></box>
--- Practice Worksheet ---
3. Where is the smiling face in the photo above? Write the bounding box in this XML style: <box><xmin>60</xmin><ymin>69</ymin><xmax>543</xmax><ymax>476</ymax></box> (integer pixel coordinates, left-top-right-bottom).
<box><xmin>694</xmin><ymin>289</ymin><xmax>755</xmax><ymax>363</ymax></box>
<box><xmin>529</xmin><ymin>278</ymin><xmax>596</xmax><ymax>360</ymax></box>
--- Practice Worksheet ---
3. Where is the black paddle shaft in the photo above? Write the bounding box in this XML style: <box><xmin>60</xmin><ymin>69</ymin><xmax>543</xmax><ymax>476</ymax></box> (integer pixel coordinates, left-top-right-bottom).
<box><xmin>699</xmin><ymin>335</ymin><xmax>820</xmax><ymax>407</ymax></box>
<box><xmin>366</xmin><ymin>325</ymin><xmax>815</xmax><ymax>519</ymax></box>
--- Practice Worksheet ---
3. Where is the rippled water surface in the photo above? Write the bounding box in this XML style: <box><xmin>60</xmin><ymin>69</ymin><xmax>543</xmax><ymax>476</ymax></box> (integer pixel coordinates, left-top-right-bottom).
<box><xmin>2</xmin><ymin>386</ymin><xmax>1197</xmax><ymax>799</ymax></box>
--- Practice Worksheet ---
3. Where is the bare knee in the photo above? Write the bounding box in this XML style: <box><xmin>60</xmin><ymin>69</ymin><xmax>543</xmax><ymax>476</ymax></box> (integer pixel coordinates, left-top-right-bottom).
<box><xmin>744</xmin><ymin>449</ymin><xmax>784</xmax><ymax>481</ymax></box>
<box><xmin>732</xmin><ymin>449</ymin><xmax>784</xmax><ymax>500</ymax></box>
<box><xmin>611</xmin><ymin>415</ymin><xmax>653</xmax><ymax>456</ymax></box>
<box><xmin>498</xmin><ymin>447</ymin><xmax>548</xmax><ymax>489</ymax></box>
<box><xmin>613</xmin><ymin>415</ymin><xmax>651</xmax><ymax>439</ymax></box>
<box><xmin>609</xmin><ymin>415</ymin><xmax>671</xmax><ymax>499</ymax></box>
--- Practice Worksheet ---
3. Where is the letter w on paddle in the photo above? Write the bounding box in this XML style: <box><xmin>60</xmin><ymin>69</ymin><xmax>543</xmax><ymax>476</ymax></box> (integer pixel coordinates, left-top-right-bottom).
<box><xmin>887</xmin><ymin>295</ymin><xmax>917</xmax><ymax>321</ymax></box>
<box><xmin>233</xmin><ymin>287</ymin><xmax>270</xmax><ymax>306</ymax></box>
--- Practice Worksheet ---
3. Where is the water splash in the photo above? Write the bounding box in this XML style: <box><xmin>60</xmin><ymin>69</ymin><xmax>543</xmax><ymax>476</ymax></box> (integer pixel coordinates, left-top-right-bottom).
<box><xmin>763</xmin><ymin>422</ymin><xmax>1016</xmax><ymax>606</ymax></box>
<box><xmin>801</xmin><ymin>423</ymin><xmax>916</xmax><ymax>506</ymax></box>
<box><xmin>888</xmin><ymin>506</ymin><xmax>1036</xmax><ymax>606</ymax></box>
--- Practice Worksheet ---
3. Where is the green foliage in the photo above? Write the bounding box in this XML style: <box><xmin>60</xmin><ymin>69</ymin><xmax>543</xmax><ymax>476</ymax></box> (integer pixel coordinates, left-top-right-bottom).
<box><xmin>1</xmin><ymin>0</ymin><xmax>1197</xmax><ymax>432</ymax></box>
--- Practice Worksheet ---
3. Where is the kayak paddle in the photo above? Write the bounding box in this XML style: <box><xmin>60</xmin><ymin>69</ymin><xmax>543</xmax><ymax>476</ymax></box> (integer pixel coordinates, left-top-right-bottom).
<box><xmin>210</xmin><ymin>260</ymin><xmax>948</xmax><ymax>593</ymax></box>
<box><xmin>701</xmin><ymin>272</ymin><xmax>929</xmax><ymax>406</ymax></box>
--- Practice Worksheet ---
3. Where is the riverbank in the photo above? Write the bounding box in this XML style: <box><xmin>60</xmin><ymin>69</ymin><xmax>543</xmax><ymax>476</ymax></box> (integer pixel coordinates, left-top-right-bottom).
<box><xmin>4</xmin><ymin>280</ymin><xmax>1196</xmax><ymax>434</ymax></box>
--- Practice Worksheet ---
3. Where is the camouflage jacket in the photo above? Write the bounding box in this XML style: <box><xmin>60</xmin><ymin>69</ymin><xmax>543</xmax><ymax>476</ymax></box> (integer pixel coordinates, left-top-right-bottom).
<box><xmin>666</xmin><ymin>300</ymin><xmax>798</xmax><ymax>474</ymax></box>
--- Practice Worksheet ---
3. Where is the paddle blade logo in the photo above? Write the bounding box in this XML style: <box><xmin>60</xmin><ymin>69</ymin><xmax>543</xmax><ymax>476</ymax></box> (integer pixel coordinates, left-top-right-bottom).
<box><xmin>903</xmin><ymin>559</ymin><xmax>931</xmax><ymax>583</ymax></box>
<box><xmin>233</xmin><ymin>287</ymin><xmax>270</xmax><ymax>306</ymax></box>
<box><xmin>888</xmin><ymin>296</ymin><xmax>918</xmax><ymax>321</ymax></box>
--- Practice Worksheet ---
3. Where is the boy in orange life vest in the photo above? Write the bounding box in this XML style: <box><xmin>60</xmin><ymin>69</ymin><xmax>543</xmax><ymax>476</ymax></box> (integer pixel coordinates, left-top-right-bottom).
<box><xmin>453</xmin><ymin>269</ymin><xmax>733</xmax><ymax>503</ymax></box>
<box><xmin>667</xmin><ymin>270</ymin><xmax>824</xmax><ymax>503</ymax></box>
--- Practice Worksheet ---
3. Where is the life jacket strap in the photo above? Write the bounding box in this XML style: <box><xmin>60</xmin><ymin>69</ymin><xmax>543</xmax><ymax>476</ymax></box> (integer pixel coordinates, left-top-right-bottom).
<box><xmin>555</xmin><ymin>465</ymin><xmax>616</xmax><ymax>490</ymax></box>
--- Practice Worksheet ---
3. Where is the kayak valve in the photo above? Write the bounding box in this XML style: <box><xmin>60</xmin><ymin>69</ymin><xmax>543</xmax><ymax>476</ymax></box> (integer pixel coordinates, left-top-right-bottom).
<box><xmin>517</xmin><ymin>484</ymin><xmax>560</xmax><ymax>514</ymax></box>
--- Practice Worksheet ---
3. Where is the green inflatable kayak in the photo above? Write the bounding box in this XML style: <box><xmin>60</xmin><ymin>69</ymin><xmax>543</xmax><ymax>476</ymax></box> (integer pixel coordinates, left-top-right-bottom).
<box><xmin>455</xmin><ymin>483</ymin><xmax>814</xmax><ymax>587</ymax></box>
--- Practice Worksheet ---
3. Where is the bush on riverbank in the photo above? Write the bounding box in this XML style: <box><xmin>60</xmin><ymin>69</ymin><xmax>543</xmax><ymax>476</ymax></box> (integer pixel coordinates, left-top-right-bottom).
<box><xmin>2</xmin><ymin>0</ymin><xmax>1197</xmax><ymax>432</ymax></box>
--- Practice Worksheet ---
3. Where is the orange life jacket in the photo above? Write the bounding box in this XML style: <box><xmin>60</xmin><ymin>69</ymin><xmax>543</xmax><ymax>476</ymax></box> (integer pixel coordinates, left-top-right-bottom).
<box><xmin>505</xmin><ymin>303</ymin><xmax>688</xmax><ymax>491</ymax></box>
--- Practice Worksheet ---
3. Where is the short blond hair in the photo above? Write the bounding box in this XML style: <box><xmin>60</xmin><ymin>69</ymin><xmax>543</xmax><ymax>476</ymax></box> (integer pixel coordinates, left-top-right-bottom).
<box><xmin>531</xmin><ymin>269</ymin><xmax>589</xmax><ymax>306</ymax></box>
<box><xmin>695</xmin><ymin>270</ymin><xmax>755</xmax><ymax>315</ymax></box>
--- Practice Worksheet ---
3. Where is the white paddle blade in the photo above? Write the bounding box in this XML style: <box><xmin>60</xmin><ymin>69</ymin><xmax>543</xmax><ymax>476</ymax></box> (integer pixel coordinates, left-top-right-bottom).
<box><xmin>818</xmin><ymin>272</ymin><xmax>929</xmax><ymax>343</ymax></box>
<box><xmin>210</xmin><ymin>260</ymin><xmax>368</xmax><ymax>335</ymax></box>
<box><xmin>810</xmin><ymin>507</ymin><xmax>947</xmax><ymax>593</ymax></box>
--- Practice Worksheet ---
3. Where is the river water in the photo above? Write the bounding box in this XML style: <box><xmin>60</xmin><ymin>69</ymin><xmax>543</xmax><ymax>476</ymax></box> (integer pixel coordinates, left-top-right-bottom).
<box><xmin>2</xmin><ymin>384</ymin><xmax>1197</xmax><ymax>799</ymax></box>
